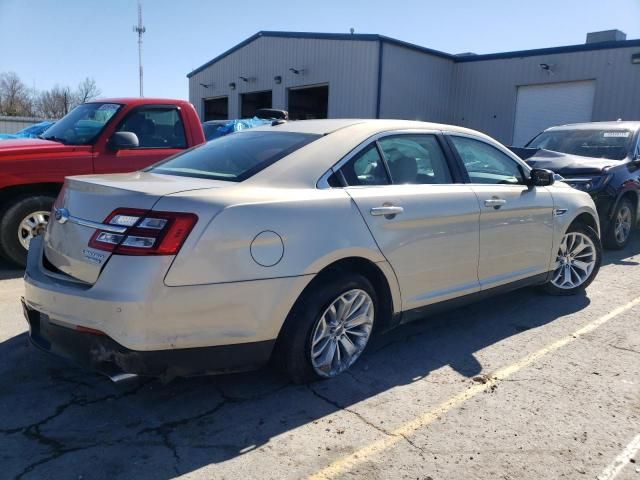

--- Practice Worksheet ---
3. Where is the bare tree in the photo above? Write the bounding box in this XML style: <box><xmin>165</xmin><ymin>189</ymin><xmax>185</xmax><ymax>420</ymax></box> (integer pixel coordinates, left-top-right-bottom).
<box><xmin>0</xmin><ymin>72</ymin><xmax>33</xmax><ymax>116</ymax></box>
<box><xmin>74</xmin><ymin>77</ymin><xmax>101</xmax><ymax>105</ymax></box>
<box><xmin>36</xmin><ymin>85</ymin><xmax>73</xmax><ymax>118</ymax></box>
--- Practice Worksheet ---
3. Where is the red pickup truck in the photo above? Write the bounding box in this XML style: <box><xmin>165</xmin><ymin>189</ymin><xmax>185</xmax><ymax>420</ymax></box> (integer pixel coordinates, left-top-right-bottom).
<box><xmin>0</xmin><ymin>98</ymin><xmax>206</xmax><ymax>266</ymax></box>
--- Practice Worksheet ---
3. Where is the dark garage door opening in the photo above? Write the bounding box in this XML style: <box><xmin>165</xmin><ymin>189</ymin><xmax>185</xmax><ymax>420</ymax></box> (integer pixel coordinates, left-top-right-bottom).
<box><xmin>288</xmin><ymin>85</ymin><xmax>328</xmax><ymax>120</ymax></box>
<box><xmin>203</xmin><ymin>96</ymin><xmax>228</xmax><ymax>121</ymax></box>
<box><xmin>241</xmin><ymin>91</ymin><xmax>272</xmax><ymax>118</ymax></box>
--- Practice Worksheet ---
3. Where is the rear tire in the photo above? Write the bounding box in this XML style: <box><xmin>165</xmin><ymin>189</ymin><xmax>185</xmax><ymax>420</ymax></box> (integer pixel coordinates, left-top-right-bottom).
<box><xmin>603</xmin><ymin>198</ymin><xmax>634</xmax><ymax>250</ymax></box>
<box><xmin>0</xmin><ymin>195</ymin><xmax>55</xmax><ymax>267</ymax></box>
<box><xmin>542</xmin><ymin>223</ymin><xmax>601</xmax><ymax>296</ymax></box>
<box><xmin>274</xmin><ymin>273</ymin><xmax>377</xmax><ymax>383</ymax></box>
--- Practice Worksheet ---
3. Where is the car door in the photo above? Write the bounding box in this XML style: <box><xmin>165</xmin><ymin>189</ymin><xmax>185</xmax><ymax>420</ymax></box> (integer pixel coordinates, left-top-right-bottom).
<box><xmin>94</xmin><ymin>105</ymin><xmax>189</xmax><ymax>173</ymax></box>
<box><xmin>446</xmin><ymin>134</ymin><xmax>554</xmax><ymax>289</ymax></box>
<box><xmin>333</xmin><ymin>132</ymin><xmax>481</xmax><ymax>311</ymax></box>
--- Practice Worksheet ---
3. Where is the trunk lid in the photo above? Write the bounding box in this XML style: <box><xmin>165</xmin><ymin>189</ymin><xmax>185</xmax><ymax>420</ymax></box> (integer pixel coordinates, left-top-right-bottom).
<box><xmin>44</xmin><ymin>172</ymin><xmax>227</xmax><ymax>284</ymax></box>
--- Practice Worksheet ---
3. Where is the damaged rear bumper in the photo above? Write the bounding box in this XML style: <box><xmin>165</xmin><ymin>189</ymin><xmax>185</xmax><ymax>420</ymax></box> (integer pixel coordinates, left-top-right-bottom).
<box><xmin>22</xmin><ymin>298</ymin><xmax>275</xmax><ymax>379</ymax></box>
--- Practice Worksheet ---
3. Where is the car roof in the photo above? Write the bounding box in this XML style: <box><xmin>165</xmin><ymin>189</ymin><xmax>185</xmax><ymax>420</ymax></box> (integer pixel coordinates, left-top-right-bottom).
<box><xmin>247</xmin><ymin>118</ymin><xmax>486</xmax><ymax>137</ymax></box>
<box><xmin>545</xmin><ymin>121</ymin><xmax>640</xmax><ymax>131</ymax></box>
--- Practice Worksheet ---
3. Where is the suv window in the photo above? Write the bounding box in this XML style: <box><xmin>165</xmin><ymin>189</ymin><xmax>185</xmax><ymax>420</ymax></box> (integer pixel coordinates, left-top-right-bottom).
<box><xmin>340</xmin><ymin>143</ymin><xmax>390</xmax><ymax>186</ymax></box>
<box><xmin>116</xmin><ymin>107</ymin><xmax>187</xmax><ymax>149</ymax></box>
<box><xmin>378</xmin><ymin>135</ymin><xmax>452</xmax><ymax>184</ymax></box>
<box><xmin>450</xmin><ymin>136</ymin><xmax>524</xmax><ymax>185</ymax></box>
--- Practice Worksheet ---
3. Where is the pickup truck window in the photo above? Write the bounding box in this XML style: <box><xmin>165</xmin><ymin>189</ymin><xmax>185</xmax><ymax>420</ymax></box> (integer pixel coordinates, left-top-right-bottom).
<box><xmin>40</xmin><ymin>103</ymin><xmax>121</xmax><ymax>145</ymax></box>
<box><xmin>148</xmin><ymin>131</ymin><xmax>319</xmax><ymax>182</ymax></box>
<box><xmin>115</xmin><ymin>107</ymin><xmax>187</xmax><ymax>149</ymax></box>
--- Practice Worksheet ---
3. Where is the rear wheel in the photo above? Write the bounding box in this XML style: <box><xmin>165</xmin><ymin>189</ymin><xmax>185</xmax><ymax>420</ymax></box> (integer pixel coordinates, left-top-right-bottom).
<box><xmin>275</xmin><ymin>273</ymin><xmax>377</xmax><ymax>383</ymax></box>
<box><xmin>542</xmin><ymin>223</ymin><xmax>601</xmax><ymax>296</ymax></box>
<box><xmin>603</xmin><ymin>198</ymin><xmax>634</xmax><ymax>250</ymax></box>
<box><xmin>0</xmin><ymin>195</ymin><xmax>55</xmax><ymax>267</ymax></box>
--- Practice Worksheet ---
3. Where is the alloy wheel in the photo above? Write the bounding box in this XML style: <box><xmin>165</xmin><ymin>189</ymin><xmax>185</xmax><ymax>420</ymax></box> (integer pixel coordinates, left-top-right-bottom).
<box><xmin>18</xmin><ymin>210</ymin><xmax>50</xmax><ymax>250</ymax></box>
<box><xmin>310</xmin><ymin>289</ymin><xmax>374</xmax><ymax>377</ymax></box>
<box><xmin>551</xmin><ymin>231</ymin><xmax>597</xmax><ymax>290</ymax></box>
<box><xmin>614</xmin><ymin>205</ymin><xmax>632</xmax><ymax>244</ymax></box>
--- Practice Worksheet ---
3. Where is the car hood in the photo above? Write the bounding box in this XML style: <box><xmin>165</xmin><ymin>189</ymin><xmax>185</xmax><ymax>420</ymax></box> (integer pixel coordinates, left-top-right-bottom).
<box><xmin>524</xmin><ymin>149</ymin><xmax>620</xmax><ymax>175</ymax></box>
<box><xmin>0</xmin><ymin>138</ymin><xmax>81</xmax><ymax>157</ymax></box>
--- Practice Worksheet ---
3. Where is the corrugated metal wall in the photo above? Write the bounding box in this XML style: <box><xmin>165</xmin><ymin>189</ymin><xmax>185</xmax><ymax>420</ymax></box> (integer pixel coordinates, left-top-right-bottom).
<box><xmin>379</xmin><ymin>43</ymin><xmax>454</xmax><ymax>123</ymax></box>
<box><xmin>451</xmin><ymin>46</ymin><xmax>640</xmax><ymax>144</ymax></box>
<box><xmin>189</xmin><ymin>36</ymin><xmax>380</xmax><ymax>119</ymax></box>
<box><xmin>0</xmin><ymin>116</ymin><xmax>45</xmax><ymax>134</ymax></box>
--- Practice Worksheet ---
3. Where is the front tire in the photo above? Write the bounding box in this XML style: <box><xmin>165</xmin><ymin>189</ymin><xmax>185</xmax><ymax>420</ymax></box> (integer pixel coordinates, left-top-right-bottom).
<box><xmin>542</xmin><ymin>223</ymin><xmax>601</xmax><ymax>296</ymax></box>
<box><xmin>603</xmin><ymin>198</ymin><xmax>634</xmax><ymax>250</ymax></box>
<box><xmin>0</xmin><ymin>195</ymin><xmax>55</xmax><ymax>267</ymax></box>
<box><xmin>275</xmin><ymin>273</ymin><xmax>377</xmax><ymax>383</ymax></box>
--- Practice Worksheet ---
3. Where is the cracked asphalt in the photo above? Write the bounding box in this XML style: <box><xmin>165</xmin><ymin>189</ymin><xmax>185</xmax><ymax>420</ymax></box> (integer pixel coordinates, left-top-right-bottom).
<box><xmin>1</xmin><ymin>235</ymin><xmax>640</xmax><ymax>479</ymax></box>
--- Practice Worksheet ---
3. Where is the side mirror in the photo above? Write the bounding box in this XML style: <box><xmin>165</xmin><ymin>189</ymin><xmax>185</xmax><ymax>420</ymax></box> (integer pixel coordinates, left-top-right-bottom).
<box><xmin>109</xmin><ymin>131</ymin><xmax>139</xmax><ymax>150</ymax></box>
<box><xmin>528</xmin><ymin>168</ymin><xmax>555</xmax><ymax>187</ymax></box>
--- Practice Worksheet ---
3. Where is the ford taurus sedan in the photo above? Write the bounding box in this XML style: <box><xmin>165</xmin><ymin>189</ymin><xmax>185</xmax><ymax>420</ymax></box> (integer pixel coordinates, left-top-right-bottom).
<box><xmin>23</xmin><ymin>119</ymin><xmax>602</xmax><ymax>383</ymax></box>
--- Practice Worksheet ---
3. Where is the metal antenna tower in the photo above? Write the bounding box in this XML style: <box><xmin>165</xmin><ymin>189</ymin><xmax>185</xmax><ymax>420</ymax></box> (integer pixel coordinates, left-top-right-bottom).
<box><xmin>133</xmin><ymin>0</ymin><xmax>146</xmax><ymax>97</ymax></box>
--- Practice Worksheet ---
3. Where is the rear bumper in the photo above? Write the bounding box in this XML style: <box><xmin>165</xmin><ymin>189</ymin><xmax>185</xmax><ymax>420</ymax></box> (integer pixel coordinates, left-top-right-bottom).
<box><xmin>23</xmin><ymin>298</ymin><xmax>274</xmax><ymax>378</ymax></box>
<box><xmin>23</xmin><ymin>235</ymin><xmax>315</xmax><ymax>376</ymax></box>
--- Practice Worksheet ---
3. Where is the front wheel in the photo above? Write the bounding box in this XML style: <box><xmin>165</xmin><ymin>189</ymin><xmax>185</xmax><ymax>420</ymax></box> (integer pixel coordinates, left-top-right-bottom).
<box><xmin>0</xmin><ymin>195</ymin><xmax>55</xmax><ymax>267</ymax></box>
<box><xmin>275</xmin><ymin>273</ymin><xmax>377</xmax><ymax>383</ymax></box>
<box><xmin>603</xmin><ymin>198</ymin><xmax>634</xmax><ymax>250</ymax></box>
<box><xmin>542</xmin><ymin>223</ymin><xmax>601</xmax><ymax>296</ymax></box>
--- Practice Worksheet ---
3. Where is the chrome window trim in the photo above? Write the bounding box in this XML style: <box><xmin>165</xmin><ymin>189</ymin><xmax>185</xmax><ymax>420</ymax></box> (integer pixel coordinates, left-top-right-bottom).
<box><xmin>316</xmin><ymin>129</ymin><xmax>442</xmax><ymax>189</ymax></box>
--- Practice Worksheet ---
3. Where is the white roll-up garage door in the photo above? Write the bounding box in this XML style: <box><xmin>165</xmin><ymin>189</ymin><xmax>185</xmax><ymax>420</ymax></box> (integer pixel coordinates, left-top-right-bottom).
<box><xmin>512</xmin><ymin>80</ymin><xmax>596</xmax><ymax>146</ymax></box>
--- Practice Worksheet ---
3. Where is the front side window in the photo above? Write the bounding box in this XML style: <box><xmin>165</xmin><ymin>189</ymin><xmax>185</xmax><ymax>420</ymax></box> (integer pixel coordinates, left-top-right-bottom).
<box><xmin>450</xmin><ymin>136</ymin><xmax>524</xmax><ymax>185</ymax></box>
<box><xmin>148</xmin><ymin>131</ymin><xmax>319</xmax><ymax>182</ymax></box>
<box><xmin>378</xmin><ymin>135</ymin><xmax>452</xmax><ymax>184</ymax></box>
<box><xmin>116</xmin><ymin>107</ymin><xmax>187</xmax><ymax>149</ymax></box>
<box><xmin>527</xmin><ymin>129</ymin><xmax>633</xmax><ymax>161</ymax></box>
<box><xmin>40</xmin><ymin>102</ymin><xmax>121</xmax><ymax>145</ymax></box>
<box><xmin>339</xmin><ymin>143</ymin><xmax>390</xmax><ymax>186</ymax></box>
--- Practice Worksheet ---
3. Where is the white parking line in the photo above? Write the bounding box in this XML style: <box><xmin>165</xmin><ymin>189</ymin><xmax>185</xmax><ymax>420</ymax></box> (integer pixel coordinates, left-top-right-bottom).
<box><xmin>309</xmin><ymin>296</ymin><xmax>640</xmax><ymax>479</ymax></box>
<box><xmin>597</xmin><ymin>434</ymin><xmax>640</xmax><ymax>480</ymax></box>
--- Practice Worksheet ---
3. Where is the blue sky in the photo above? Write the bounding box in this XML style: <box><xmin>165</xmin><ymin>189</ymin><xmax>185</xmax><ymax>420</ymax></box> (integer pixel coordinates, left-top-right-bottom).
<box><xmin>1</xmin><ymin>0</ymin><xmax>639</xmax><ymax>100</ymax></box>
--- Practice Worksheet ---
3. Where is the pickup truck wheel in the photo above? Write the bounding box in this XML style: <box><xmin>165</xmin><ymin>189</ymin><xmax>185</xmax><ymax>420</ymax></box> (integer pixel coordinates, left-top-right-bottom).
<box><xmin>603</xmin><ymin>198</ymin><xmax>634</xmax><ymax>250</ymax></box>
<box><xmin>0</xmin><ymin>195</ymin><xmax>55</xmax><ymax>267</ymax></box>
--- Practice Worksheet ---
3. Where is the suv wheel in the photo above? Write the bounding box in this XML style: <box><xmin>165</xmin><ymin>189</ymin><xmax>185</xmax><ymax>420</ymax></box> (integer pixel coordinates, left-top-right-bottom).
<box><xmin>542</xmin><ymin>223</ymin><xmax>601</xmax><ymax>296</ymax></box>
<box><xmin>603</xmin><ymin>198</ymin><xmax>634</xmax><ymax>250</ymax></box>
<box><xmin>0</xmin><ymin>195</ymin><xmax>55</xmax><ymax>267</ymax></box>
<box><xmin>275</xmin><ymin>273</ymin><xmax>377</xmax><ymax>383</ymax></box>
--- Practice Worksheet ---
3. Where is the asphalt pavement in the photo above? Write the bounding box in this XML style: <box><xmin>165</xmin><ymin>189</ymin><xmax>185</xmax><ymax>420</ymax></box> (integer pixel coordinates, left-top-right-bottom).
<box><xmin>1</xmin><ymin>235</ymin><xmax>639</xmax><ymax>479</ymax></box>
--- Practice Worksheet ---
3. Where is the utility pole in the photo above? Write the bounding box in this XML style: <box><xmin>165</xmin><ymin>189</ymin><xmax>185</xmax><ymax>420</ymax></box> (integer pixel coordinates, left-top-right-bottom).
<box><xmin>133</xmin><ymin>0</ymin><xmax>146</xmax><ymax>97</ymax></box>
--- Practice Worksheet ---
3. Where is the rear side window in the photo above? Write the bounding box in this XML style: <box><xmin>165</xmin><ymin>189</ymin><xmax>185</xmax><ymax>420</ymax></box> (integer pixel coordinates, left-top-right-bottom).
<box><xmin>378</xmin><ymin>135</ymin><xmax>452</xmax><ymax>184</ymax></box>
<box><xmin>148</xmin><ymin>131</ymin><xmax>319</xmax><ymax>181</ymax></box>
<box><xmin>340</xmin><ymin>143</ymin><xmax>390</xmax><ymax>186</ymax></box>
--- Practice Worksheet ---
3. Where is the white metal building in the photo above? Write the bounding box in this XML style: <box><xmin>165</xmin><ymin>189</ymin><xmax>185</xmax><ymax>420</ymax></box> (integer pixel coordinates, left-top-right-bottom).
<box><xmin>188</xmin><ymin>30</ymin><xmax>640</xmax><ymax>145</ymax></box>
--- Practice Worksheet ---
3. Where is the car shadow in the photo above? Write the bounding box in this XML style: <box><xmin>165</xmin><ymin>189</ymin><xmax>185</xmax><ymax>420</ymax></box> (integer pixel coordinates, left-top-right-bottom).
<box><xmin>0</xmin><ymin>283</ymin><xmax>591</xmax><ymax>479</ymax></box>
<box><xmin>0</xmin><ymin>259</ymin><xmax>22</xmax><ymax>280</ymax></box>
<box><xmin>601</xmin><ymin>231</ymin><xmax>640</xmax><ymax>266</ymax></box>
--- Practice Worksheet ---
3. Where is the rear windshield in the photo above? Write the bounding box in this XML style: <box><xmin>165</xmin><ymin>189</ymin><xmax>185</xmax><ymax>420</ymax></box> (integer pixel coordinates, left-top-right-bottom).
<box><xmin>526</xmin><ymin>129</ymin><xmax>633</xmax><ymax>161</ymax></box>
<box><xmin>148</xmin><ymin>131</ymin><xmax>319</xmax><ymax>181</ymax></box>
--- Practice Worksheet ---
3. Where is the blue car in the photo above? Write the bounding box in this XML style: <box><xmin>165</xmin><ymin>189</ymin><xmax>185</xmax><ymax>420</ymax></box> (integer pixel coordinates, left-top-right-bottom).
<box><xmin>0</xmin><ymin>121</ymin><xmax>55</xmax><ymax>140</ymax></box>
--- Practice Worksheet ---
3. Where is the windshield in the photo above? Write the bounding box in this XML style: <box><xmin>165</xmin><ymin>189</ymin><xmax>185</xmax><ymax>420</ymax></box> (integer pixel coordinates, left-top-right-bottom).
<box><xmin>41</xmin><ymin>102</ymin><xmax>122</xmax><ymax>145</ymax></box>
<box><xmin>526</xmin><ymin>129</ymin><xmax>633</xmax><ymax>161</ymax></box>
<box><xmin>148</xmin><ymin>130</ymin><xmax>320</xmax><ymax>181</ymax></box>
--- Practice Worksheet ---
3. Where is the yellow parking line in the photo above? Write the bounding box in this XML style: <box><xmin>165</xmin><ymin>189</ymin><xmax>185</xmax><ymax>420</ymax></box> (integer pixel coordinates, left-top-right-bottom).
<box><xmin>309</xmin><ymin>296</ymin><xmax>640</xmax><ymax>480</ymax></box>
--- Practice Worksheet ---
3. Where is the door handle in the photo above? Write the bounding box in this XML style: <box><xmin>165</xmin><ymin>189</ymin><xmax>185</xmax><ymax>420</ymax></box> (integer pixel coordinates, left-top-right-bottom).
<box><xmin>370</xmin><ymin>206</ymin><xmax>404</xmax><ymax>217</ymax></box>
<box><xmin>484</xmin><ymin>198</ymin><xmax>507</xmax><ymax>209</ymax></box>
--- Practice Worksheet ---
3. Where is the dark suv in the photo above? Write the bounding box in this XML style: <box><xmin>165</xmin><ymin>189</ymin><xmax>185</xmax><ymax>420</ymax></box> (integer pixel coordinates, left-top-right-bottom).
<box><xmin>516</xmin><ymin>122</ymin><xmax>640</xmax><ymax>249</ymax></box>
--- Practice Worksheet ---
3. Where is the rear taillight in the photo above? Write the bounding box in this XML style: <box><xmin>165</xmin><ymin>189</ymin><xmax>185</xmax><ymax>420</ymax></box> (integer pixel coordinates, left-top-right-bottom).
<box><xmin>88</xmin><ymin>208</ymin><xmax>198</xmax><ymax>256</ymax></box>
